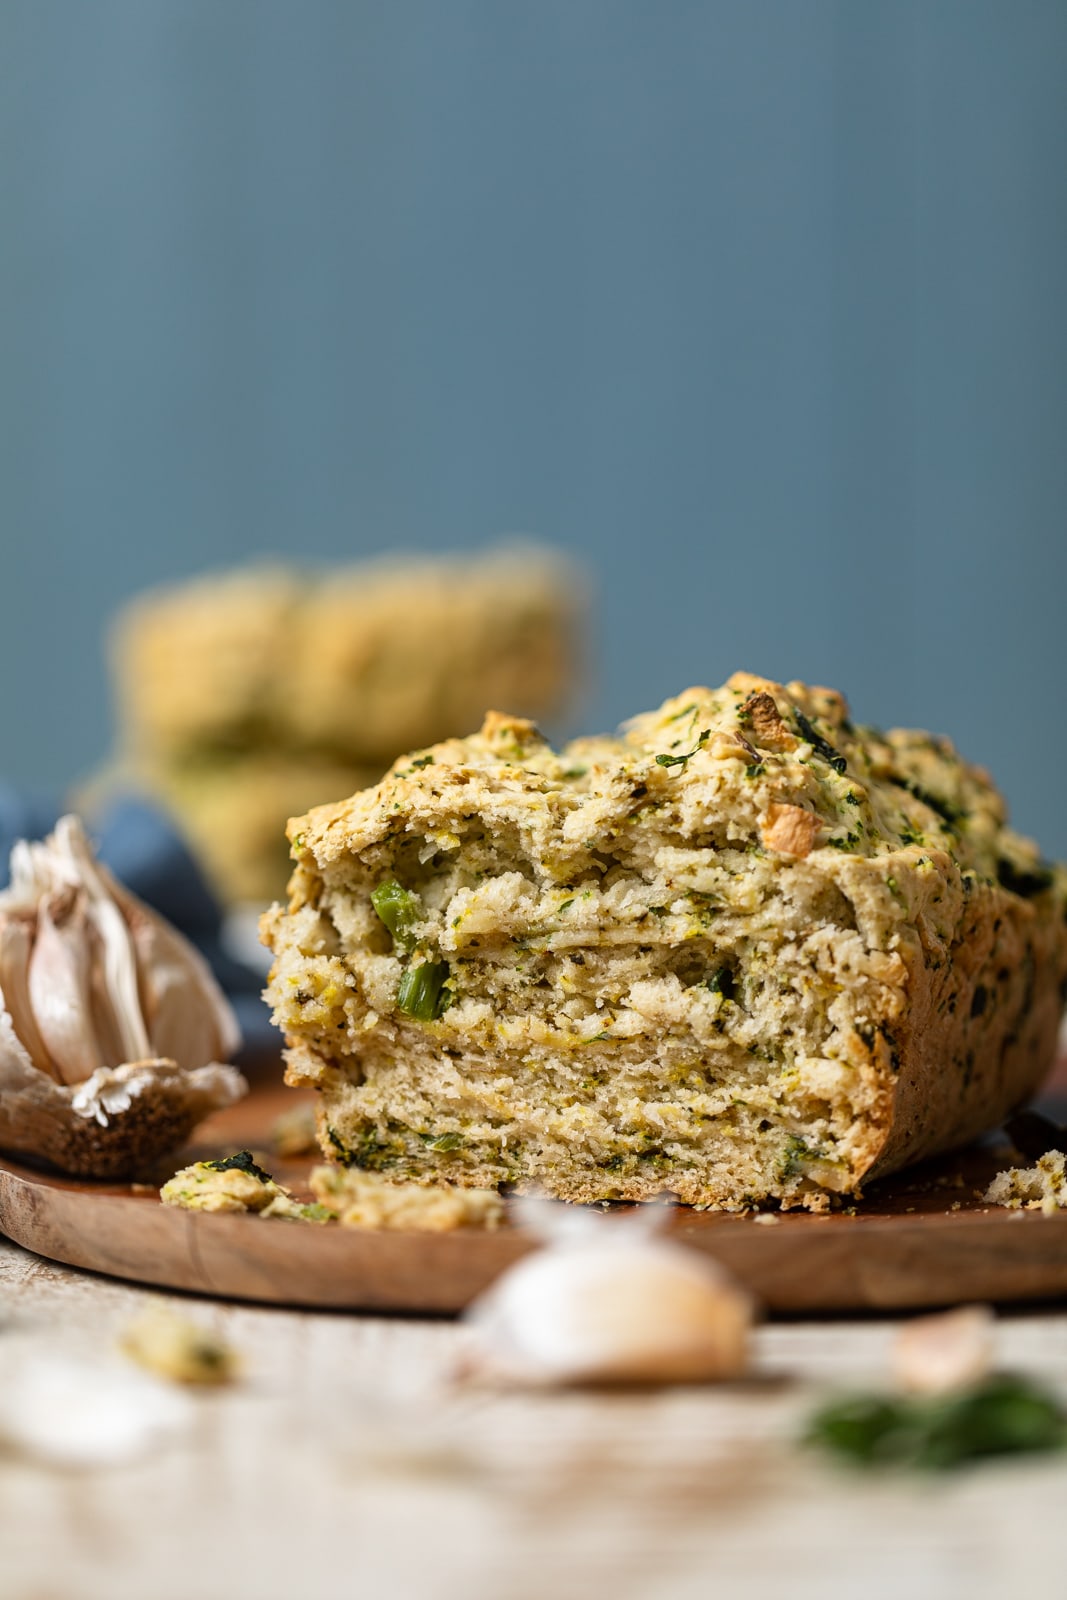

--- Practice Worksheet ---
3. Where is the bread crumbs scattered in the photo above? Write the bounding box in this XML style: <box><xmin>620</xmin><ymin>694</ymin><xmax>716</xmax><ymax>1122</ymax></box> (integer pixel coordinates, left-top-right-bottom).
<box><xmin>984</xmin><ymin>1150</ymin><xmax>1067</xmax><ymax>1216</ymax></box>
<box><xmin>161</xmin><ymin>1151</ymin><xmax>505</xmax><ymax>1231</ymax></box>
<box><xmin>121</xmin><ymin>1306</ymin><xmax>238</xmax><ymax>1385</ymax></box>
<box><xmin>752</xmin><ymin>1214</ymin><xmax>780</xmax><ymax>1226</ymax></box>
<box><xmin>161</xmin><ymin>1153</ymin><xmax>328</xmax><ymax>1222</ymax></box>
<box><xmin>309</xmin><ymin>1166</ymin><xmax>504</xmax><ymax>1231</ymax></box>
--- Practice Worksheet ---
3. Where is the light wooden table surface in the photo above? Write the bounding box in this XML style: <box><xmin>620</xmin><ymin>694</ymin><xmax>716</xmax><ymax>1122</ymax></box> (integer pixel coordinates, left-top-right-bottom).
<box><xmin>0</xmin><ymin>1233</ymin><xmax>1064</xmax><ymax>1600</ymax></box>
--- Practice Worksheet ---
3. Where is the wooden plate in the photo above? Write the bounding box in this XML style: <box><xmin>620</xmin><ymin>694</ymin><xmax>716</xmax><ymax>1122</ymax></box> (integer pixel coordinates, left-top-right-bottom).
<box><xmin>1</xmin><ymin>1067</ymin><xmax>1065</xmax><ymax>1314</ymax></box>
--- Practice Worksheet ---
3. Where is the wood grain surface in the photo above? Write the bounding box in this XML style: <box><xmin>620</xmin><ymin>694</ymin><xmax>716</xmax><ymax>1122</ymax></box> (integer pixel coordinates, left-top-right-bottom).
<box><xmin>1</xmin><ymin>1065</ymin><xmax>1065</xmax><ymax>1314</ymax></box>
<box><xmin>3</xmin><ymin>1235</ymin><xmax>1065</xmax><ymax>1600</ymax></box>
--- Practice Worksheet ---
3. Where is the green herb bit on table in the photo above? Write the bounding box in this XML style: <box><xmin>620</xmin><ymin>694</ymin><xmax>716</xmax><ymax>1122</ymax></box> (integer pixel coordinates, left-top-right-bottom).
<box><xmin>805</xmin><ymin>1375</ymin><xmax>1067</xmax><ymax>1472</ymax></box>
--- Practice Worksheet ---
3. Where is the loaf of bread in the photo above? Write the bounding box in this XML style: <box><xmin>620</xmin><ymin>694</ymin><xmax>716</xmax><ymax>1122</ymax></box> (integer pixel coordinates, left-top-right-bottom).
<box><xmin>104</xmin><ymin>547</ymin><xmax>582</xmax><ymax>903</ymax></box>
<box><xmin>262</xmin><ymin>674</ymin><xmax>1067</xmax><ymax>1210</ymax></box>
<box><xmin>111</xmin><ymin>548</ymin><xmax>580</xmax><ymax>765</ymax></box>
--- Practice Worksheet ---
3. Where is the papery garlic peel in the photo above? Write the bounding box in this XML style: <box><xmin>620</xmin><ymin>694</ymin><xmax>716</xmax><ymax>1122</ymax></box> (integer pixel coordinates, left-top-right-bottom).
<box><xmin>465</xmin><ymin>1202</ymin><xmax>754</xmax><ymax>1385</ymax></box>
<box><xmin>0</xmin><ymin>1346</ymin><xmax>191</xmax><ymax>1467</ymax></box>
<box><xmin>0</xmin><ymin>815</ymin><xmax>245</xmax><ymax>1176</ymax></box>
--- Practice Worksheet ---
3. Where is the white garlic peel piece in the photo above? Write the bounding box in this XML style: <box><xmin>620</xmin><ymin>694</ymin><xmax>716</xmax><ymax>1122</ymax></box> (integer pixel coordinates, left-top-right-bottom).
<box><xmin>891</xmin><ymin>1305</ymin><xmax>995</xmax><ymax>1397</ymax></box>
<box><xmin>0</xmin><ymin>815</ymin><xmax>245</xmax><ymax>1176</ymax></box>
<box><xmin>0</xmin><ymin>1347</ymin><xmax>191</xmax><ymax>1467</ymax></box>
<box><xmin>464</xmin><ymin>1203</ymin><xmax>754</xmax><ymax>1386</ymax></box>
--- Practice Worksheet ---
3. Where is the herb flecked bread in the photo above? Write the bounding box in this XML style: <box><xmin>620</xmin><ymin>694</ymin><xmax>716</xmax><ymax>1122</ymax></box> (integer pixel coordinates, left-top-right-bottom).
<box><xmin>262</xmin><ymin>674</ymin><xmax>1067</xmax><ymax>1211</ymax></box>
<box><xmin>111</xmin><ymin>548</ymin><xmax>580</xmax><ymax>766</ymax></box>
<box><xmin>105</xmin><ymin>548</ymin><xmax>581</xmax><ymax>904</ymax></box>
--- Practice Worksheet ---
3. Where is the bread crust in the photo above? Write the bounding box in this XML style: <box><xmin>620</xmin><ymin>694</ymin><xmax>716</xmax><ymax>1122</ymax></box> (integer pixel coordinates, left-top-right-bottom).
<box><xmin>263</xmin><ymin>676</ymin><xmax>1067</xmax><ymax>1209</ymax></box>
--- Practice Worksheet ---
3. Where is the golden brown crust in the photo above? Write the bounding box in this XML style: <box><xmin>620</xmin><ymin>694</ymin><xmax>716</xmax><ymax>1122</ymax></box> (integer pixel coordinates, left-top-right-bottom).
<box><xmin>264</xmin><ymin>676</ymin><xmax>1067</xmax><ymax>1209</ymax></box>
<box><xmin>864</xmin><ymin>881</ymin><xmax>1062</xmax><ymax>1183</ymax></box>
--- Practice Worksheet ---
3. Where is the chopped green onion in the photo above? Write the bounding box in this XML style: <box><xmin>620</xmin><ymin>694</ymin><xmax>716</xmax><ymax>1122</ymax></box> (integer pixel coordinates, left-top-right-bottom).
<box><xmin>371</xmin><ymin>880</ymin><xmax>422</xmax><ymax>952</ymax></box>
<box><xmin>426</xmin><ymin>1131</ymin><xmax>463</xmax><ymax>1152</ymax></box>
<box><xmin>794</xmin><ymin>708</ymin><xmax>847</xmax><ymax>774</ymax></box>
<box><xmin>396</xmin><ymin>961</ymin><xmax>451</xmax><ymax>1021</ymax></box>
<box><xmin>707</xmin><ymin>966</ymin><xmax>736</xmax><ymax>1000</ymax></box>
<box><xmin>656</xmin><ymin>729</ymin><xmax>711</xmax><ymax>771</ymax></box>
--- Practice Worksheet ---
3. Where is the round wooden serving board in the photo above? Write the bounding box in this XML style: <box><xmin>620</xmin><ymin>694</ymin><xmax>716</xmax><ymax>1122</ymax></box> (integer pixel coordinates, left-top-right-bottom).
<box><xmin>1</xmin><ymin>1067</ymin><xmax>1066</xmax><ymax>1315</ymax></box>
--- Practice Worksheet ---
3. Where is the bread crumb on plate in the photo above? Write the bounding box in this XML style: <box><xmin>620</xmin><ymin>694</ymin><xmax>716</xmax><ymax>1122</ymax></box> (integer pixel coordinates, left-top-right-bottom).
<box><xmin>984</xmin><ymin>1150</ymin><xmax>1067</xmax><ymax>1215</ymax></box>
<box><xmin>309</xmin><ymin>1165</ymin><xmax>504</xmax><ymax>1231</ymax></box>
<box><xmin>160</xmin><ymin>1149</ymin><xmax>502</xmax><ymax>1230</ymax></box>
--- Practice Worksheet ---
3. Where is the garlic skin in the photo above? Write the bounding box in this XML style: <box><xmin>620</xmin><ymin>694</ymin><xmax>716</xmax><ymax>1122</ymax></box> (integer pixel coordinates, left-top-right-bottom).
<box><xmin>0</xmin><ymin>815</ymin><xmax>245</xmax><ymax>1177</ymax></box>
<box><xmin>891</xmin><ymin>1305</ymin><xmax>995</xmax><ymax>1397</ymax></box>
<box><xmin>464</xmin><ymin>1203</ymin><xmax>754</xmax><ymax>1386</ymax></box>
<box><xmin>0</xmin><ymin>1345</ymin><xmax>191</xmax><ymax>1467</ymax></box>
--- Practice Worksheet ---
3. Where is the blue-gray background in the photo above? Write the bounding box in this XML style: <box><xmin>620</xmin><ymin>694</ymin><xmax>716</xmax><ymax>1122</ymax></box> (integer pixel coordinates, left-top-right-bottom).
<box><xmin>3</xmin><ymin>1</ymin><xmax>1066</xmax><ymax>852</ymax></box>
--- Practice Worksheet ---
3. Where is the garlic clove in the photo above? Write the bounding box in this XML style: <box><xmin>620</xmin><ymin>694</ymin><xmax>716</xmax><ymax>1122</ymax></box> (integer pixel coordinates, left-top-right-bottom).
<box><xmin>27</xmin><ymin>887</ymin><xmax>104</xmax><ymax>1086</ymax></box>
<box><xmin>466</xmin><ymin>1208</ymin><xmax>754</xmax><ymax>1386</ymax></box>
<box><xmin>0</xmin><ymin>914</ymin><xmax>58</xmax><ymax>1080</ymax></box>
<box><xmin>112</xmin><ymin>881</ymin><xmax>240</xmax><ymax>1067</ymax></box>
<box><xmin>54</xmin><ymin>816</ymin><xmax>151</xmax><ymax>1063</ymax></box>
<box><xmin>5</xmin><ymin>836</ymin><xmax>51</xmax><ymax>904</ymax></box>
<box><xmin>891</xmin><ymin>1305</ymin><xmax>995</xmax><ymax>1397</ymax></box>
<box><xmin>0</xmin><ymin>997</ymin><xmax>43</xmax><ymax>1084</ymax></box>
<box><xmin>86</xmin><ymin>914</ymin><xmax>129</xmax><ymax>1069</ymax></box>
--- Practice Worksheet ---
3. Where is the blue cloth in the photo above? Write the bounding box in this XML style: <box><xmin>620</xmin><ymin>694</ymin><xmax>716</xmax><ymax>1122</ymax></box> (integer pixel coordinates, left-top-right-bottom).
<box><xmin>0</xmin><ymin>784</ymin><xmax>272</xmax><ymax>1055</ymax></box>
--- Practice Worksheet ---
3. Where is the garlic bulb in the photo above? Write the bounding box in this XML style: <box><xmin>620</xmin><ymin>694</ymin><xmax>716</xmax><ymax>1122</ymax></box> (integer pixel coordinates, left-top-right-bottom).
<box><xmin>464</xmin><ymin>1202</ymin><xmax>754</xmax><ymax>1386</ymax></box>
<box><xmin>0</xmin><ymin>815</ymin><xmax>245</xmax><ymax>1177</ymax></box>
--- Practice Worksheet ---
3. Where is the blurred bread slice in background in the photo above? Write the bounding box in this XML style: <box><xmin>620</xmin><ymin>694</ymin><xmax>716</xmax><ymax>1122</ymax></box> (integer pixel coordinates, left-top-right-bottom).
<box><xmin>90</xmin><ymin>545</ymin><xmax>585</xmax><ymax>906</ymax></box>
